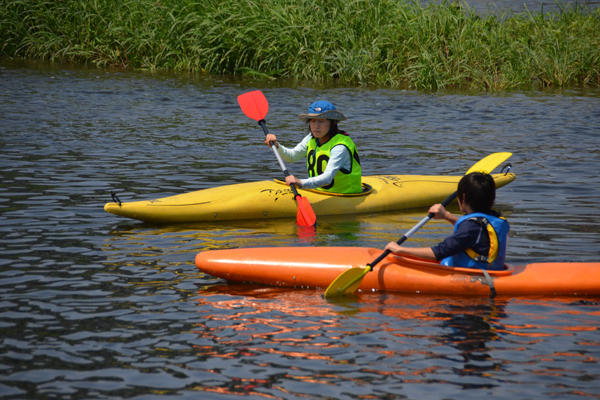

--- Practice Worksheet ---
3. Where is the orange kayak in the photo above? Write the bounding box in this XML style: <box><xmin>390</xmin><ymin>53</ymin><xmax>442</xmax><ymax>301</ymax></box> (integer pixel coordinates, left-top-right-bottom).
<box><xmin>195</xmin><ymin>247</ymin><xmax>600</xmax><ymax>296</ymax></box>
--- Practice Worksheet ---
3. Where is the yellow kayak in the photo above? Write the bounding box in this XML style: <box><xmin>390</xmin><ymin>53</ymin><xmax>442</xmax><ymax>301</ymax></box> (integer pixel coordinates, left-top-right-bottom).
<box><xmin>104</xmin><ymin>173</ymin><xmax>515</xmax><ymax>223</ymax></box>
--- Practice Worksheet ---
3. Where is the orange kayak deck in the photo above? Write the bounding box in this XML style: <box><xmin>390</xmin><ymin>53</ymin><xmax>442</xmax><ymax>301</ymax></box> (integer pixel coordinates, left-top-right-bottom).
<box><xmin>195</xmin><ymin>247</ymin><xmax>600</xmax><ymax>296</ymax></box>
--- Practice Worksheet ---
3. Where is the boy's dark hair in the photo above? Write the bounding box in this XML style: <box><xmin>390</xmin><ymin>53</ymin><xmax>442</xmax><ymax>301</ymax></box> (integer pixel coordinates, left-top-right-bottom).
<box><xmin>457</xmin><ymin>172</ymin><xmax>496</xmax><ymax>213</ymax></box>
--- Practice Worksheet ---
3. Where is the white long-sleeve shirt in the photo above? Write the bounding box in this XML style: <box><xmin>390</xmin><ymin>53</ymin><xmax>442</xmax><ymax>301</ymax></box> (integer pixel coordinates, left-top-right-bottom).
<box><xmin>277</xmin><ymin>133</ymin><xmax>351</xmax><ymax>190</ymax></box>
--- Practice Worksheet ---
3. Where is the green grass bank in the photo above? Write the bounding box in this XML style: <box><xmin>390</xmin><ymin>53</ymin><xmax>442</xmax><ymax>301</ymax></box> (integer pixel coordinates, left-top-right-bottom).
<box><xmin>1</xmin><ymin>0</ymin><xmax>599</xmax><ymax>89</ymax></box>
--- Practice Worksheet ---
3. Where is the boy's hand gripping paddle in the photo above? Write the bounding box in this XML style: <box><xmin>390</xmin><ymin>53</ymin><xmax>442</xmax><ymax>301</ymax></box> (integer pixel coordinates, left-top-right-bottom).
<box><xmin>238</xmin><ymin>90</ymin><xmax>317</xmax><ymax>227</ymax></box>
<box><xmin>324</xmin><ymin>152</ymin><xmax>513</xmax><ymax>298</ymax></box>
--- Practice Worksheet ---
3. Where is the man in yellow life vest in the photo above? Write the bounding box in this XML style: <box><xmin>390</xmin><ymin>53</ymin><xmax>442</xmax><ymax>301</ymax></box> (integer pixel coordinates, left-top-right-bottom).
<box><xmin>264</xmin><ymin>101</ymin><xmax>362</xmax><ymax>194</ymax></box>
<box><xmin>384</xmin><ymin>172</ymin><xmax>510</xmax><ymax>271</ymax></box>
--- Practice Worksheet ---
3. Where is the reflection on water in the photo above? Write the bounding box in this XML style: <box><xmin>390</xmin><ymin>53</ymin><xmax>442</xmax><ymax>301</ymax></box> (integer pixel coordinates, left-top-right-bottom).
<box><xmin>1</xmin><ymin>58</ymin><xmax>600</xmax><ymax>398</ymax></box>
<box><xmin>190</xmin><ymin>285</ymin><xmax>600</xmax><ymax>398</ymax></box>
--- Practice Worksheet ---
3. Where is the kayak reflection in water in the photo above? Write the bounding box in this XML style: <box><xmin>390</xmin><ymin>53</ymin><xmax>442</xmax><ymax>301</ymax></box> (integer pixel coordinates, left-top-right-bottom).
<box><xmin>385</xmin><ymin>172</ymin><xmax>510</xmax><ymax>271</ymax></box>
<box><xmin>264</xmin><ymin>101</ymin><xmax>363</xmax><ymax>194</ymax></box>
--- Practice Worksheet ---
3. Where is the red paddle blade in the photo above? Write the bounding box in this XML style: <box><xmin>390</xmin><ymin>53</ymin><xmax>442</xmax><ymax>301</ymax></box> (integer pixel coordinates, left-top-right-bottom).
<box><xmin>237</xmin><ymin>90</ymin><xmax>269</xmax><ymax>121</ymax></box>
<box><xmin>296</xmin><ymin>195</ymin><xmax>317</xmax><ymax>227</ymax></box>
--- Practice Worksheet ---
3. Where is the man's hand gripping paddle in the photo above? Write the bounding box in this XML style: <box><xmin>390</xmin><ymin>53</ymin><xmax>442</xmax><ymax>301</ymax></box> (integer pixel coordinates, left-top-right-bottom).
<box><xmin>238</xmin><ymin>90</ymin><xmax>316</xmax><ymax>227</ymax></box>
<box><xmin>324</xmin><ymin>152</ymin><xmax>513</xmax><ymax>298</ymax></box>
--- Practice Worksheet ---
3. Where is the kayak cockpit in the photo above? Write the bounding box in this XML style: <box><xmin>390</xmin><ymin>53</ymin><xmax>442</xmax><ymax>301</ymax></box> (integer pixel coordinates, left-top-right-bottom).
<box><xmin>380</xmin><ymin>251</ymin><xmax>517</xmax><ymax>277</ymax></box>
<box><xmin>274</xmin><ymin>179</ymin><xmax>374</xmax><ymax>197</ymax></box>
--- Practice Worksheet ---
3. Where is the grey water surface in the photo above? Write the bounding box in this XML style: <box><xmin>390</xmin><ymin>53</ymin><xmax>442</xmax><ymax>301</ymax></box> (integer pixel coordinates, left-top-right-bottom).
<box><xmin>429</xmin><ymin>0</ymin><xmax>599</xmax><ymax>13</ymax></box>
<box><xmin>1</xmin><ymin>58</ymin><xmax>599</xmax><ymax>399</ymax></box>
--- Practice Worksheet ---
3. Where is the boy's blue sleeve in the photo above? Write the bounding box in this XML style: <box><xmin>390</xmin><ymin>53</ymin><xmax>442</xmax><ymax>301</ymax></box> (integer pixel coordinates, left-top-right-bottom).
<box><xmin>431</xmin><ymin>220</ymin><xmax>487</xmax><ymax>261</ymax></box>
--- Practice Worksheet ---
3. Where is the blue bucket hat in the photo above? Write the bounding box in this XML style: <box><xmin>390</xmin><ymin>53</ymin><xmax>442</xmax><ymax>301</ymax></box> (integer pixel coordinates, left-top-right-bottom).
<box><xmin>298</xmin><ymin>101</ymin><xmax>347</xmax><ymax>122</ymax></box>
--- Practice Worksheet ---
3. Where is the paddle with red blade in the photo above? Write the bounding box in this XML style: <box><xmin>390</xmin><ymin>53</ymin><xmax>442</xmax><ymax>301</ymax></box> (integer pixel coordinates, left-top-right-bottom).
<box><xmin>238</xmin><ymin>90</ymin><xmax>316</xmax><ymax>227</ymax></box>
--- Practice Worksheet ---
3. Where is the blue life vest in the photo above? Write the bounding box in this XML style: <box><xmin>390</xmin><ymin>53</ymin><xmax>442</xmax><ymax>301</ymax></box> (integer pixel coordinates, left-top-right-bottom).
<box><xmin>441</xmin><ymin>212</ymin><xmax>510</xmax><ymax>271</ymax></box>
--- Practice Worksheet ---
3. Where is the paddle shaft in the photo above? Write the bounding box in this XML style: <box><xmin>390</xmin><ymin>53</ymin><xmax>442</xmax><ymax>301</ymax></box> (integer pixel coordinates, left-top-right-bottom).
<box><xmin>367</xmin><ymin>191</ymin><xmax>458</xmax><ymax>270</ymax></box>
<box><xmin>258</xmin><ymin>119</ymin><xmax>302</xmax><ymax>199</ymax></box>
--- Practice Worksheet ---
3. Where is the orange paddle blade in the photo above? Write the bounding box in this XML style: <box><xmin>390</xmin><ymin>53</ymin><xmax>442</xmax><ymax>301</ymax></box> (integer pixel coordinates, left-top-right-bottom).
<box><xmin>296</xmin><ymin>196</ymin><xmax>317</xmax><ymax>227</ymax></box>
<box><xmin>237</xmin><ymin>90</ymin><xmax>269</xmax><ymax>121</ymax></box>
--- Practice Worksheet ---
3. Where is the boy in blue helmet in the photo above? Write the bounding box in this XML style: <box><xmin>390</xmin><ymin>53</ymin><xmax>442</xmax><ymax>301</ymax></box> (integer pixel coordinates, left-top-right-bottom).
<box><xmin>384</xmin><ymin>172</ymin><xmax>510</xmax><ymax>271</ymax></box>
<box><xmin>265</xmin><ymin>101</ymin><xmax>362</xmax><ymax>194</ymax></box>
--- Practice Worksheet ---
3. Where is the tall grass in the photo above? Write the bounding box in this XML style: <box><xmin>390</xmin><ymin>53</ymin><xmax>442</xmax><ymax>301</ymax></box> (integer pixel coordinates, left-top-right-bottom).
<box><xmin>1</xmin><ymin>0</ymin><xmax>599</xmax><ymax>89</ymax></box>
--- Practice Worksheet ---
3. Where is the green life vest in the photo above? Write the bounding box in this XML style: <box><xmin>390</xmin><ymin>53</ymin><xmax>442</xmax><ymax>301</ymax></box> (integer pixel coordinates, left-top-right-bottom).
<box><xmin>306</xmin><ymin>132</ymin><xmax>362</xmax><ymax>194</ymax></box>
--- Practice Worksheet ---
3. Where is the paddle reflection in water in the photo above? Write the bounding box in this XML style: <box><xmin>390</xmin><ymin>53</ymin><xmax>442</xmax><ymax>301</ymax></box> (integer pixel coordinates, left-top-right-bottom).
<box><xmin>191</xmin><ymin>285</ymin><xmax>600</xmax><ymax>398</ymax></box>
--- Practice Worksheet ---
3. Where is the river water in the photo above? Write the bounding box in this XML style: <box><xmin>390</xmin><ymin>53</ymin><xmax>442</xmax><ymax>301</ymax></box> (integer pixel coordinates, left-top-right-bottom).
<box><xmin>1</xmin><ymin>58</ymin><xmax>599</xmax><ymax>399</ymax></box>
<box><xmin>431</xmin><ymin>0</ymin><xmax>599</xmax><ymax>13</ymax></box>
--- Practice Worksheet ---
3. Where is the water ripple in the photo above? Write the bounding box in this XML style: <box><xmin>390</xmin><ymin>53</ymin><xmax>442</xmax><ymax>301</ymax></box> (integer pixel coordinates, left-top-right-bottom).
<box><xmin>0</xmin><ymin>58</ymin><xmax>599</xmax><ymax>399</ymax></box>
